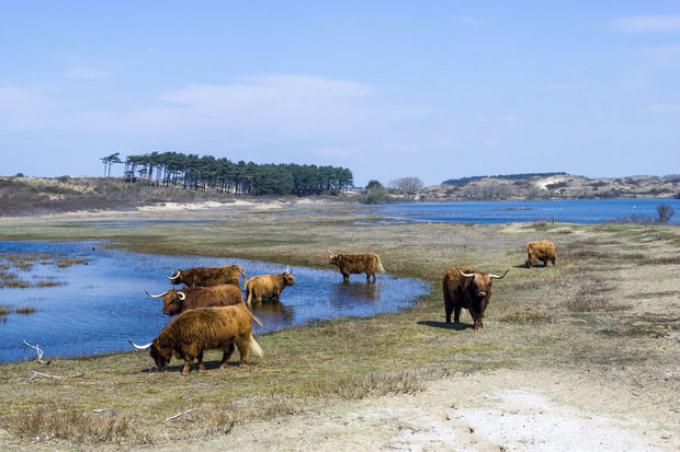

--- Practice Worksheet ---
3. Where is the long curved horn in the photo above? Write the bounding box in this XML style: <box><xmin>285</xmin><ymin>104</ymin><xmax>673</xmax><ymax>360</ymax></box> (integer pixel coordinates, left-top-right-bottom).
<box><xmin>327</xmin><ymin>249</ymin><xmax>333</xmax><ymax>255</ymax></box>
<box><xmin>128</xmin><ymin>340</ymin><xmax>152</xmax><ymax>350</ymax></box>
<box><xmin>455</xmin><ymin>268</ymin><xmax>476</xmax><ymax>278</ymax></box>
<box><xmin>177</xmin><ymin>291</ymin><xmax>186</xmax><ymax>301</ymax></box>
<box><xmin>145</xmin><ymin>290</ymin><xmax>168</xmax><ymax>299</ymax></box>
<box><xmin>489</xmin><ymin>269</ymin><xmax>510</xmax><ymax>279</ymax></box>
<box><xmin>285</xmin><ymin>266</ymin><xmax>290</xmax><ymax>273</ymax></box>
<box><xmin>167</xmin><ymin>270</ymin><xmax>181</xmax><ymax>280</ymax></box>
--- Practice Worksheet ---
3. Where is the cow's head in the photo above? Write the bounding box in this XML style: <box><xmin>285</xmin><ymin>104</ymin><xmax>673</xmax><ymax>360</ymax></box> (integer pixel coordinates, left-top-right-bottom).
<box><xmin>457</xmin><ymin>268</ymin><xmax>509</xmax><ymax>329</ymax></box>
<box><xmin>129</xmin><ymin>339</ymin><xmax>171</xmax><ymax>369</ymax></box>
<box><xmin>166</xmin><ymin>269</ymin><xmax>183</xmax><ymax>285</ymax></box>
<box><xmin>282</xmin><ymin>269</ymin><xmax>296</xmax><ymax>286</ymax></box>
<box><xmin>145</xmin><ymin>289</ymin><xmax>185</xmax><ymax>315</ymax></box>
<box><xmin>149</xmin><ymin>341</ymin><xmax>172</xmax><ymax>369</ymax></box>
<box><xmin>327</xmin><ymin>250</ymin><xmax>340</xmax><ymax>265</ymax></box>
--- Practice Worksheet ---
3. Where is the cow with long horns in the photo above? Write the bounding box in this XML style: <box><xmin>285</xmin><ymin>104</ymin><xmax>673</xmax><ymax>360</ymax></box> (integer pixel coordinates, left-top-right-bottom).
<box><xmin>442</xmin><ymin>266</ymin><xmax>509</xmax><ymax>330</ymax></box>
<box><xmin>327</xmin><ymin>251</ymin><xmax>385</xmax><ymax>281</ymax></box>
<box><xmin>167</xmin><ymin>265</ymin><xmax>247</xmax><ymax>288</ymax></box>
<box><xmin>245</xmin><ymin>269</ymin><xmax>296</xmax><ymax>306</ymax></box>
<box><xmin>146</xmin><ymin>284</ymin><xmax>243</xmax><ymax>316</ymax></box>
<box><xmin>130</xmin><ymin>304</ymin><xmax>263</xmax><ymax>375</ymax></box>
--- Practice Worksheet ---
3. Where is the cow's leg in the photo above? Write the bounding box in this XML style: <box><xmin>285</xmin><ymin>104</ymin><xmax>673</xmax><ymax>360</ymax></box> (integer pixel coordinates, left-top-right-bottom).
<box><xmin>526</xmin><ymin>254</ymin><xmax>533</xmax><ymax>268</ymax></box>
<box><xmin>197</xmin><ymin>351</ymin><xmax>205</xmax><ymax>373</ymax></box>
<box><xmin>342</xmin><ymin>272</ymin><xmax>350</xmax><ymax>281</ymax></box>
<box><xmin>445</xmin><ymin>300</ymin><xmax>453</xmax><ymax>324</ymax></box>
<box><xmin>542</xmin><ymin>258</ymin><xmax>548</xmax><ymax>267</ymax></box>
<box><xmin>220</xmin><ymin>342</ymin><xmax>235</xmax><ymax>368</ymax></box>
<box><xmin>551</xmin><ymin>257</ymin><xmax>556</xmax><ymax>266</ymax></box>
<box><xmin>236</xmin><ymin>336</ymin><xmax>249</xmax><ymax>367</ymax></box>
<box><xmin>366</xmin><ymin>272</ymin><xmax>371</xmax><ymax>281</ymax></box>
<box><xmin>182</xmin><ymin>358</ymin><xmax>192</xmax><ymax>376</ymax></box>
<box><xmin>453</xmin><ymin>303</ymin><xmax>462</xmax><ymax>324</ymax></box>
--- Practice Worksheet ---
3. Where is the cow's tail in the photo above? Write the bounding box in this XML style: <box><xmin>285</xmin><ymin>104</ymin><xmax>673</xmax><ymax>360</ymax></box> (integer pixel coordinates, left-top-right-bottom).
<box><xmin>375</xmin><ymin>255</ymin><xmax>386</xmax><ymax>273</ymax></box>
<box><xmin>249</xmin><ymin>334</ymin><xmax>264</xmax><ymax>358</ymax></box>
<box><xmin>239</xmin><ymin>266</ymin><xmax>247</xmax><ymax>288</ymax></box>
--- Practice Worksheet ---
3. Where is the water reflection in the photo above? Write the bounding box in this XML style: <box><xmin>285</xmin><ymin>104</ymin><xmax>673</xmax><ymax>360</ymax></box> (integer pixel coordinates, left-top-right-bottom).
<box><xmin>329</xmin><ymin>280</ymin><xmax>383</xmax><ymax>303</ymax></box>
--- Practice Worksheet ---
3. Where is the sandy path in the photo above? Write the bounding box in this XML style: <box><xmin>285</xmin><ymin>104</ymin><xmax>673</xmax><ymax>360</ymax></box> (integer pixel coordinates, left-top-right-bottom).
<box><xmin>147</xmin><ymin>369</ymin><xmax>676</xmax><ymax>452</ymax></box>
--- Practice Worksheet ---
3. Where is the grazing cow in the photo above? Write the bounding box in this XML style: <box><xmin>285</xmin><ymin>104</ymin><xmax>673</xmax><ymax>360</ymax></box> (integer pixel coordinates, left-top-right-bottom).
<box><xmin>245</xmin><ymin>270</ymin><xmax>296</xmax><ymax>306</ymax></box>
<box><xmin>167</xmin><ymin>265</ymin><xmax>247</xmax><ymax>288</ymax></box>
<box><xmin>525</xmin><ymin>240</ymin><xmax>557</xmax><ymax>267</ymax></box>
<box><xmin>327</xmin><ymin>251</ymin><xmax>385</xmax><ymax>281</ymax></box>
<box><xmin>145</xmin><ymin>284</ymin><xmax>243</xmax><ymax>316</ymax></box>
<box><xmin>442</xmin><ymin>266</ymin><xmax>509</xmax><ymax>330</ymax></box>
<box><xmin>130</xmin><ymin>304</ymin><xmax>263</xmax><ymax>375</ymax></box>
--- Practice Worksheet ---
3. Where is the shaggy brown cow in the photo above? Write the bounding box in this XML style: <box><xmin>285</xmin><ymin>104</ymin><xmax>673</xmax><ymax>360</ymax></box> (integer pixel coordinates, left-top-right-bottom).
<box><xmin>130</xmin><ymin>304</ymin><xmax>263</xmax><ymax>375</ymax></box>
<box><xmin>145</xmin><ymin>284</ymin><xmax>243</xmax><ymax>316</ymax></box>
<box><xmin>245</xmin><ymin>270</ymin><xmax>296</xmax><ymax>306</ymax></box>
<box><xmin>442</xmin><ymin>266</ymin><xmax>509</xmax><ymax>330</ymax></box>
<box><xmin>327</xmin><ymin>251</ymin><xmax>385</xmax><ymax>281</ymax></box>
<box><xmin>525</xmin><ymin>240</ymin><xmax>557</xmax><ymax>267</ymax></box>
<box><xmin>167</xmin><ymin>265</ymin><xmax>247</xmax><ymax>288</ymax></box>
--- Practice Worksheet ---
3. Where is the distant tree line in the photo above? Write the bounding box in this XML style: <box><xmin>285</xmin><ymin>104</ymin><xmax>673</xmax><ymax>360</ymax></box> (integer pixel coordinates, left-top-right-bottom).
<box><xmin>117</xmin><ymin>152</ymin><xmax>353</xmax><ymax>196</ymax></box>
<box><xmin>443</xmin><ymin>172</ymin><xmax>568</xmax><ymax>186</ymax></box>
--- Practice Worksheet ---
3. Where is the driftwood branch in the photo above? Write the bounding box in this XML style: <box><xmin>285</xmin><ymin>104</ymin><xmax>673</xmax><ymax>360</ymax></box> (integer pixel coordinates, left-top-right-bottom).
<box><xmin>30</xmin><ymin>371</ymin><xmax>61</xmax><ymax>380</ymax></box>
<box><xmin>164</xmin><ymin>407</ymin><xmax>198</xmax><ymax>422</ymax></box>
<box><xmin>22</xmin><ymin>339</ymin><xmax>51</xmax><ymax>365</ymax></box>
<box><xmin>29</xmin><ymin>371</ymin><xmax>83</xmax><ymax>380</ymax></box>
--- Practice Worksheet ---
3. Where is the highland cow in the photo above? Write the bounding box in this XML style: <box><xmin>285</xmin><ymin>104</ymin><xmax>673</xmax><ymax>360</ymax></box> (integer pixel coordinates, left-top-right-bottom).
<box><xmin>145</xmin><ymin>284</ymin><xmax>244</xmax><ymax>316</ymax></box>
<box><xmin>245</xmin><ymin>270</ymin><xmax>296</xmax><ymax>306</ymax></box>
<box><xmin>525</xmin><ymin>240</ymin><xmax>557</xmax><ymax>268</ymax></box>
<box><xmin>327</xmin><ymin>251</ymin><xmax>385</xmax><ymax>281</ymax></box>
<box><xmin>442</xmin><ymin>266</ymin><xmax>509</xmax><ymax>330</ymax></box>
<box><xmin>167</xmin><ymin>265</ymin><xmax>247</xmax><ymax>288</ymax></box>
<box><xmin>129</xmin><ymin>304</ymin><xmax>263</xmax><ymax>375</ymax></box>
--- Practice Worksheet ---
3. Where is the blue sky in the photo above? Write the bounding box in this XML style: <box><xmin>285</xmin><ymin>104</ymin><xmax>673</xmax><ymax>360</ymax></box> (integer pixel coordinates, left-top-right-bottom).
<box><xmin>1</xmin><ymin>1</ymin><xmax>679</xmax><ymax>185</ymax></box>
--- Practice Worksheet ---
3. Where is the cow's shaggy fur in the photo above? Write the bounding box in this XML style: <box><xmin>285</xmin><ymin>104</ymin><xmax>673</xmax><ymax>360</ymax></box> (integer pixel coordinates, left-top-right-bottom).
<box><xmin>160</xmin><ymin>285</ymin><xmax>243</xmax><ymax>316</ymax></box>
<box><xmin>442</xmin><ymin>266</ymin><xmax>507</xmax><ymax>330</ymax></box>
<box><xmin>169</xmin><ymin>265</ymin><xmax>247</xmax><ymax>288</ymax></box>
<box><xmin>328</xmin><ymin>252</ymin><xmax>385</xmax><ymax>281</ymax></box>
<box><xmin>245</xmin><ymin>271</ymin><xmax>295</xmax><ymax>306</ymax></box>
<box><xmin>149</xmin><ymin>305</ymin><xmax>263</xmax><ymax>375</ymax></box>
<box><xmin>526</xmin><ymin>240</ymin><xmax>557</xmax><ymax>267</ymax></box>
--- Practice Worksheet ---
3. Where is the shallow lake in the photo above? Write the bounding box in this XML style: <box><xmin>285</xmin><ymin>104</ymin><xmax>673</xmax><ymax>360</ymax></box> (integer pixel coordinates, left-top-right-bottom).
<box><xmin>0</xmin><ymin>241</ymin><xmax>429</xmax><ymax>363</ymax></box>
<box><xmin>371</xmin><ymin>198</ymin><xmax>680</xmax><ymax>224</ymax></box>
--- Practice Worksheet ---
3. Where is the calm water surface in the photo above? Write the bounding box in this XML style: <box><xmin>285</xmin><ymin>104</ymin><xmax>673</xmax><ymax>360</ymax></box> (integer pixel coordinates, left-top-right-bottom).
<box><xmin>371</xmin><ymin>198</ymin><xmax>680</xmax><ymax>224</ymax></box>
<box><xmin>0</xmin><ymin>241</ymin><xmax>429</xmax><ymax>363</ymax></box>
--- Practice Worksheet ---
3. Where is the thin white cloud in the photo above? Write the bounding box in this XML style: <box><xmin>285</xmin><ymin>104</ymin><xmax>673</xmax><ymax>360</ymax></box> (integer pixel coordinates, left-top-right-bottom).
<box><xmin>64</xmin><ymin>66</ymin><xmax>109</xmax><ymax>80</ymax></box>
<box><xmin>613</xmin><ymin>15</ymin><xmax>680</xmax><ymax>32</ymax></box>
<box><xmin>648</xmin><ymin>103</ymin><xmax>680</xmax><ymax>113</ymax></box>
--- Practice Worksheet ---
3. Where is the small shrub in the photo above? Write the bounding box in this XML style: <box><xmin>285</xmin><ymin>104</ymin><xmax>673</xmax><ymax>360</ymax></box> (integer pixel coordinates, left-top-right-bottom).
<box><xmin>0</xmin><ymin>305</ymin><xmax>9</xmax><ymax>316</ymax></box>
<box><xmin>320</xmin><ymin>371</ymin><xmax>425</xmax><ymax>400</ymax></box>
<box><xmin>15</xmin><ymin>306</ymin><xmax>38</xmax><ymax>315</ymax></box>
<box><xmin>34</xmin><ymin>280</ymin><xmax>66</xmax><ymax>288</ymax></box>
<box><xmin>656</xmin><ymin>204</ymin><xmax>675</xmax><ymax>224</ymax></box>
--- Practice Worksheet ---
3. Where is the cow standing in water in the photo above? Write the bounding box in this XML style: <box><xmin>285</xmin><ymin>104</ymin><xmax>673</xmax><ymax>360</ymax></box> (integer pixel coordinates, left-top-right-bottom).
<box><xmin>167</xmin><ymin>265</ymin><xmax>247</xmax><ymax>288</ymax></box>
<box><xmin>327</xmin><ymin>251</ymin><xmax>385</xmax><ymax>281</ymax></box>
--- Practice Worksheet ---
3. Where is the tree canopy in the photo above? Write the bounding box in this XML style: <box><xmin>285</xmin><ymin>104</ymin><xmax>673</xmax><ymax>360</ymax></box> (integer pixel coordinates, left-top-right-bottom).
<box><xmin>122</xmin><ymin>152</ymin><xmax>353</xmax><ymax>196</ymax></box>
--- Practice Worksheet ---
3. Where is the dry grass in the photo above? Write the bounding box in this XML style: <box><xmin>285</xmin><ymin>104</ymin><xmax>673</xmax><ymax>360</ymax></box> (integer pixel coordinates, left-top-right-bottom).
<box><xmin>0</xmin><ymin>270</ymin><xmax>31</xmax><ymax>288</ymax></box>
<box><xmin>500</xmin><ymin>310</ymin><xmax>552</xmax><ymax>324</ymax></box>
<box><xmin>5</xmin><ymin>405</ymin><xmax>142</xmax><ymax>444</ymax></box>
<box><xmin>0</xmin><ymin>305</ymin><xmax>9</xmax><ymax>317</ymax></box>
<box><xmin>316</xmin><ymin>371</ymin><xmax>426</xmax><ymax>400</ymax></box>
<box><xmin>56</xmin><ymin>257</ymin><xmax>88</xmax><ymax>268</ymax></box>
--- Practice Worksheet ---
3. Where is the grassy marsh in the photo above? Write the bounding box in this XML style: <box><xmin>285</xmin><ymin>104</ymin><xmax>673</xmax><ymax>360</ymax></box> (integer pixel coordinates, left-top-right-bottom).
<box><xmin>0</xmin><ymin>203</ymin><xmax>678</xmax><ymax>447</ymax></box>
